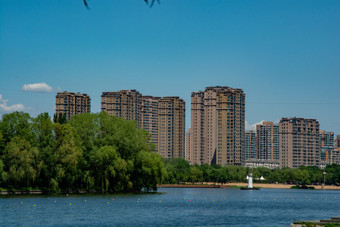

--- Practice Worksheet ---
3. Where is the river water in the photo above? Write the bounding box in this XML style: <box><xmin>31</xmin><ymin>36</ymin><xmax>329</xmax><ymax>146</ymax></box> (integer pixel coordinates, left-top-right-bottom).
<box><xmin>0</xmin><ymin>188</ymin><xmax>339</xmax><ymax>226</ymax></box>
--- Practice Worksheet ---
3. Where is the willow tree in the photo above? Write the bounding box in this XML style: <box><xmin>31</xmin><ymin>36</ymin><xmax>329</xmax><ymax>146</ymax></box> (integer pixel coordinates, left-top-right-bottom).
<box><xmin>2</xmin><ymin>137</ymin><xmax>40</xmax><ymax>189</ymax></box>
<box><xmin>55</xmin><ymin>123</ymin><xmax>83</xmax><ymax>191</ymax></box>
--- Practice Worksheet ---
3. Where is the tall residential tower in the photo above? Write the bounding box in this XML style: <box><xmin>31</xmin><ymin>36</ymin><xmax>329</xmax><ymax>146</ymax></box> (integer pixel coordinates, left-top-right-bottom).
<box><xmin>190</xmin><ymin>86</ymin><xmax>245</xmax><ymax>166</ymax></box>
<box><xmin>279</xmin><ymin>117</ymin><xmax>320</xmax><ymax>168</ymax></box>
<box><xmin>101</xmin><ymin>90</ymin><xmax>142</xmax><ymax>125</ymax></box>
<box><xmin>55</xmin><ymin>91</ymin><xmax>91</xmax><ymax>119</ymax></box>
<box><xmin>158</xmin><ymin>97</ymin><xmax>185</xmax><ymax>159</ymax></box>
<box><xmin>245</xmin><ymin>130</ymin><xmax>256</xmax><ymax>160</ymax></box>
<box><xmin>141</xmin><ymin>96</ymin><xmax>161</xmax><ymax>151</ymax></box>
<box><xmin>255</xmin><ymin>121</ymin><xmax>280</xmax><ymax>160</ymax></box>
<box><xmin>101</xmin><ymin>90</ymin><xmax>185</xmax><ymax>159</ymax></box>
<box><xmin>320</xmin><ymin>130</ymin><xmax>334</xmax><ymax>148</ymax></box>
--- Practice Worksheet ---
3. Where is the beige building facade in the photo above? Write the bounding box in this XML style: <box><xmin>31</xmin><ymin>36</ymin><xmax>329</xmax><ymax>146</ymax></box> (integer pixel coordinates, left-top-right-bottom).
<box><xmin>245</xmin><ymin>130</ymin><xmax>256</xmax><ymax>160</ymax></box>
<box><xmin>191</xmin><ymin>86</ymin><xmax>245</xmax><ymax>166</ymax></box>
<box><xmin>185</xmin><ymin>128</ymin><xmax>192</xmax><ymax>162</ymax></box>
<box><xmin>335</xmin><ymin>135</ymin><xmax>340</xmax><ymax>148</ymax></box>
<box><xmin>279</xmin><ymin>117</ymin><xmax>320</xmax><ymax>168</ymax></box>
<box><xmin>158</xmin><ymin>97</ymin><xmax>185</xmax><ymax>159</ymax></box>
<box><xmin>101</xmin><ymin>90</ymin><xmax>142</xmax><ymax>125</ymax></box>
<box><xmin>256</xmin><ymin>121</ymin><xmax>279</xmax><ymax>160</ymax></box>
<box><xmin>141</xmin><ymin>96</ymin><xmax>161</xmax><ymax>151</ymax></box>
<box><xmin>55</xmin><ymin>91</ymin><xmax>91</xmax><ymax>119</ymax></box>
<box><xmin>101</xmin><ymin>90</ymin><xmax>185</xmax><ymax>159</ymax></box>
<box><xmin>319</xmin><ymin>130</ymin><xmax>334</xmax><ymax>148</ymax></box>
<box><xmin>190</xmin><ymin>91</ymin><xmax>205</xmax><ymax>164</ymax></box>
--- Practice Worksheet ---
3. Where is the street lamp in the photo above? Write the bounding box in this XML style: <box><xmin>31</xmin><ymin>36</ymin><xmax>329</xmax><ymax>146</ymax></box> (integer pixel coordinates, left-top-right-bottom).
<box><xmin>322</xmin><ymin>171</ymin><xmax>326</xmax><ymax>187</ymax></box>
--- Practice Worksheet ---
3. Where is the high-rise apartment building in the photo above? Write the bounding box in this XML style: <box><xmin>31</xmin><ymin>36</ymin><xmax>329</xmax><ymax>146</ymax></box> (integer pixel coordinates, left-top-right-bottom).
<box><xmin>320</xmin><ymin>147</ymin><xmax>340</xmax><ymax>168</ymax></box>
<box><xmin>185</xmin><ymin>129</ymin><xmax>192</xmax><ymax>163</ymax></box>
<box><xmin>320</xmin><ymin>130</ymin><xmax>334</xmax><ymax>148</ymax></box>
<box><xmin>55</xmin><ymin>91</ymin><xmax>91</xmax><ymax>119</ymax></box>
<box><xmin>190</xmin><ymin>91</ymin><xmax>205</xmax><ymax>165</ymax></box>
<box><xmin>256</xmin><ymin>121</ymin><xmax>279</xmax><ymax>160</ymax></box>
<box><xmin>101</xmin><ymin>90</ymin><xmax>142</xmax><ymax>125</ymax></box>
<box><xmin>191</xmin><ymin>86</ymin><xmax>245</xmax><ymax>166</ymax></box>
<box><xmin>101</xmin><ymin>90</ymin><xmax>185</xmax><ymax>159</ymax></box>
<box><xmin>335</xmin><ymin>135</ymin><xmax>340</xmax><ymax>148</ymax></box>
<box><xmin>279</xmin><ymin>117</ymin><xmax>320</xmax><ymax>168</ymax></box>
<box><xmin>141</xmin><ymin>96</ymin><xmax>161</xmax><ymax>151</ymax></box>
<box><xmin>245</xmin><ymin>130</ymin><xmax>256</xmax><ymax>160</ymax></box>
<box><xmin>158</xmin><ymin>97</ymin><xmax>185</xmax><ymax>159</ymax></box>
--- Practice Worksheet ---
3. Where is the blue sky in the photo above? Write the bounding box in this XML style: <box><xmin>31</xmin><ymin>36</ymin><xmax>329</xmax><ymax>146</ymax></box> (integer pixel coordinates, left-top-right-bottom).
<box><xmin>0</xmin><ymin>0</ymin><xmax>339</xmax><ymax>134</ymax></box>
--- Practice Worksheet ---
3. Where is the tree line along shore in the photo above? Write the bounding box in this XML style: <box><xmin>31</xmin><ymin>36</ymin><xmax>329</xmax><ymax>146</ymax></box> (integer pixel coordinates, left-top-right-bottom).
<box><xmin>0</xmin><ymin>112</ymin><xmax>339</xmax><ymax>194</ymax></box>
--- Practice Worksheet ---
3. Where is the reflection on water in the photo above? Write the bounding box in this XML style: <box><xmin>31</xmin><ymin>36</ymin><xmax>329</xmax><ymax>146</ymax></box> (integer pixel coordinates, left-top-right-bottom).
<box><xmin>0</xmin><ymin>188</ymin><xmax>339</xmax><ymax>226</ymax></box>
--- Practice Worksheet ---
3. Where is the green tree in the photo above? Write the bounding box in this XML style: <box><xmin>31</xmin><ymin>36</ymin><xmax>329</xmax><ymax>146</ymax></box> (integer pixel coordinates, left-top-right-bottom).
<box><xmin>299</xmin><ymin>166</ymin><xmax>322</xmax><ymax>184</ymax></box>
<box><xmin>164</xmin><ymin>158</ymin><xmax>190</xmax><ymax>183</ymax></box>
<box><xmin>32</xmin><ymin>113</ymin><xmax>57</xmax><ymax>190</ymax></box>
<box><xmin>2</xmin><ymin>137</ymin><xmax>39</xmax><ymax>189</ymax></box>
<box><xmin>294</xmin><ymin>169</ymin><xmax>311</xmax><ymax>185</ymax></box>
<box><xmin>0</xmin><ymin>112</ymin><xmax>35</xmax><ymax>146</ymax></box>
<box><xmin>132</xmin><ymin>151</ymin><xmax>166</xmax><ymax>191</ymax></box>
<box><xmin>226</xmin><ymin>166</ymin><xmax>247</xmax><ymax>182</ymax></box>
<box><xmin>53</xmin><ymin>113</ymin><xmax>67</xmax><ymax>125</ymax></box>
<box><xmin>266</xmin><ymin>169</ymin><xmax>283</xmax><ymax>183</ymax></box>
<box><xmin>0</xmin><ymin>131</ymin><xmax>5</xmax><ymax>151</ymax></box>
<box><xmin>89</xmin><ymin>145</ymin><xmax>118</xmax><ymax>192</ymax></box>
<box><xmin>110</xmin><ymin>158</ymin><xmax>134</xmax><ymax>192</ymax></box>
<box><xmin>69</xmin><ymin>113</ymin><xmax>99</xmax><ymax>156</ymax></box>
<box><xmin>55</xmin><ymin>124</ymin><xmax>83</xmax><ymax>191</ymax></box>
<box><xmin>97</xmin><ymin>112</ymin><xmax>152</xmax><ymax>160</ymax></box>
<box><xmin>325</xmin><ymin>164</ymin><xmax>340</xmax><ymax>185</ymax></box>
<box><xmin>189</xmin><ymin>166</ymin><xmax>203</xmax><ymax>183</ymax></box>
<box><xmin>0</xmin><ymin>159</ymin><xmax>6</xmax><ymax>185</ymax></box>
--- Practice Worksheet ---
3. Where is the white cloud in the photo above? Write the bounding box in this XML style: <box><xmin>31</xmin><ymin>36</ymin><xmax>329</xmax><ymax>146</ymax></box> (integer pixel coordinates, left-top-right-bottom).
<box><xmin>252</xmin><ymin>120</ymin><xmax>265</xmax><ymax>128</ymax></box>
<box><xmin>245</xmin><ymin>121</ymin><xmax>253</xmax><ymax>130</ymax></box>
<box><xmin>245</xmin><ymin>120</ymin><xmax>265</xmax><ymax>131</ymax></box>
<box><xmin>21</xmin><ymin>82</ymin><xmax>53</xmax><ymax>93</ymax></box>
<box><xmin>0</xmin><ymin>94</ymin><xmax>25</xmax><ymax>112</ymax></box>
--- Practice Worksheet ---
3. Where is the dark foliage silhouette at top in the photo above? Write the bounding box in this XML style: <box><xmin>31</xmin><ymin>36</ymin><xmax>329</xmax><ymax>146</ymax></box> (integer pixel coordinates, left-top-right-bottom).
<box><xmin>83</xmin><ymin>0</ymin><xmax>160</xmax><ymax>9</ymax></box>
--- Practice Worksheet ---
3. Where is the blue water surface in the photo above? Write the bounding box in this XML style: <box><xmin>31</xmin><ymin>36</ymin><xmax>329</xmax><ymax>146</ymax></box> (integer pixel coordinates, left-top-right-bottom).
<box><xmin>0</xmin><ymin>188</ymin><xmax>339</xmax><ymax>226</ymax></box>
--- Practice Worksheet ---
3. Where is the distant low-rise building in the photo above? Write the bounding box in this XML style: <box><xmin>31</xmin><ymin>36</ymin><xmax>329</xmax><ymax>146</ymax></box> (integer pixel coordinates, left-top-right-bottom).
<box><xmin>244</xmin><ymin>159</ymin><xmax>279</xmax><ymax>169</ymax></box>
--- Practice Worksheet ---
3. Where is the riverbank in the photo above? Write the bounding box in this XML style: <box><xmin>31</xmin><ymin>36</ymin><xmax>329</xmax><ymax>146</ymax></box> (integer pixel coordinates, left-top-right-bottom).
<box><xmin>0</xmin><ymin>190</ymin><xmax>91</xmax><ymax>195</ymax></box>
<box><xmin>158</xmin><ymin>183</ymin><xmax>340</xmax><ymax>190</ymax></box>
<box><xmin>158</xmin><ymin>184</ymin><xmax>231</xmax><ymax>188</ymax></box>
<box><xmin>224</xmin><ymin>182</ymin><xmax>340</xmax><ymax>190</ymax></box>
<box><xmin>1</xmin><ymin>183</ymin><xmax>339</xmax><ymax>195</ymax></box>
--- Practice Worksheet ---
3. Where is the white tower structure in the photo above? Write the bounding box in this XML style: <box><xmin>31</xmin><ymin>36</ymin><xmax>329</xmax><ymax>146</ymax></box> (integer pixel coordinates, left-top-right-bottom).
<box><xmin>248</xmin><ymin>173</ymin><xmax>253</xmax><ymax>189</ymax></box>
